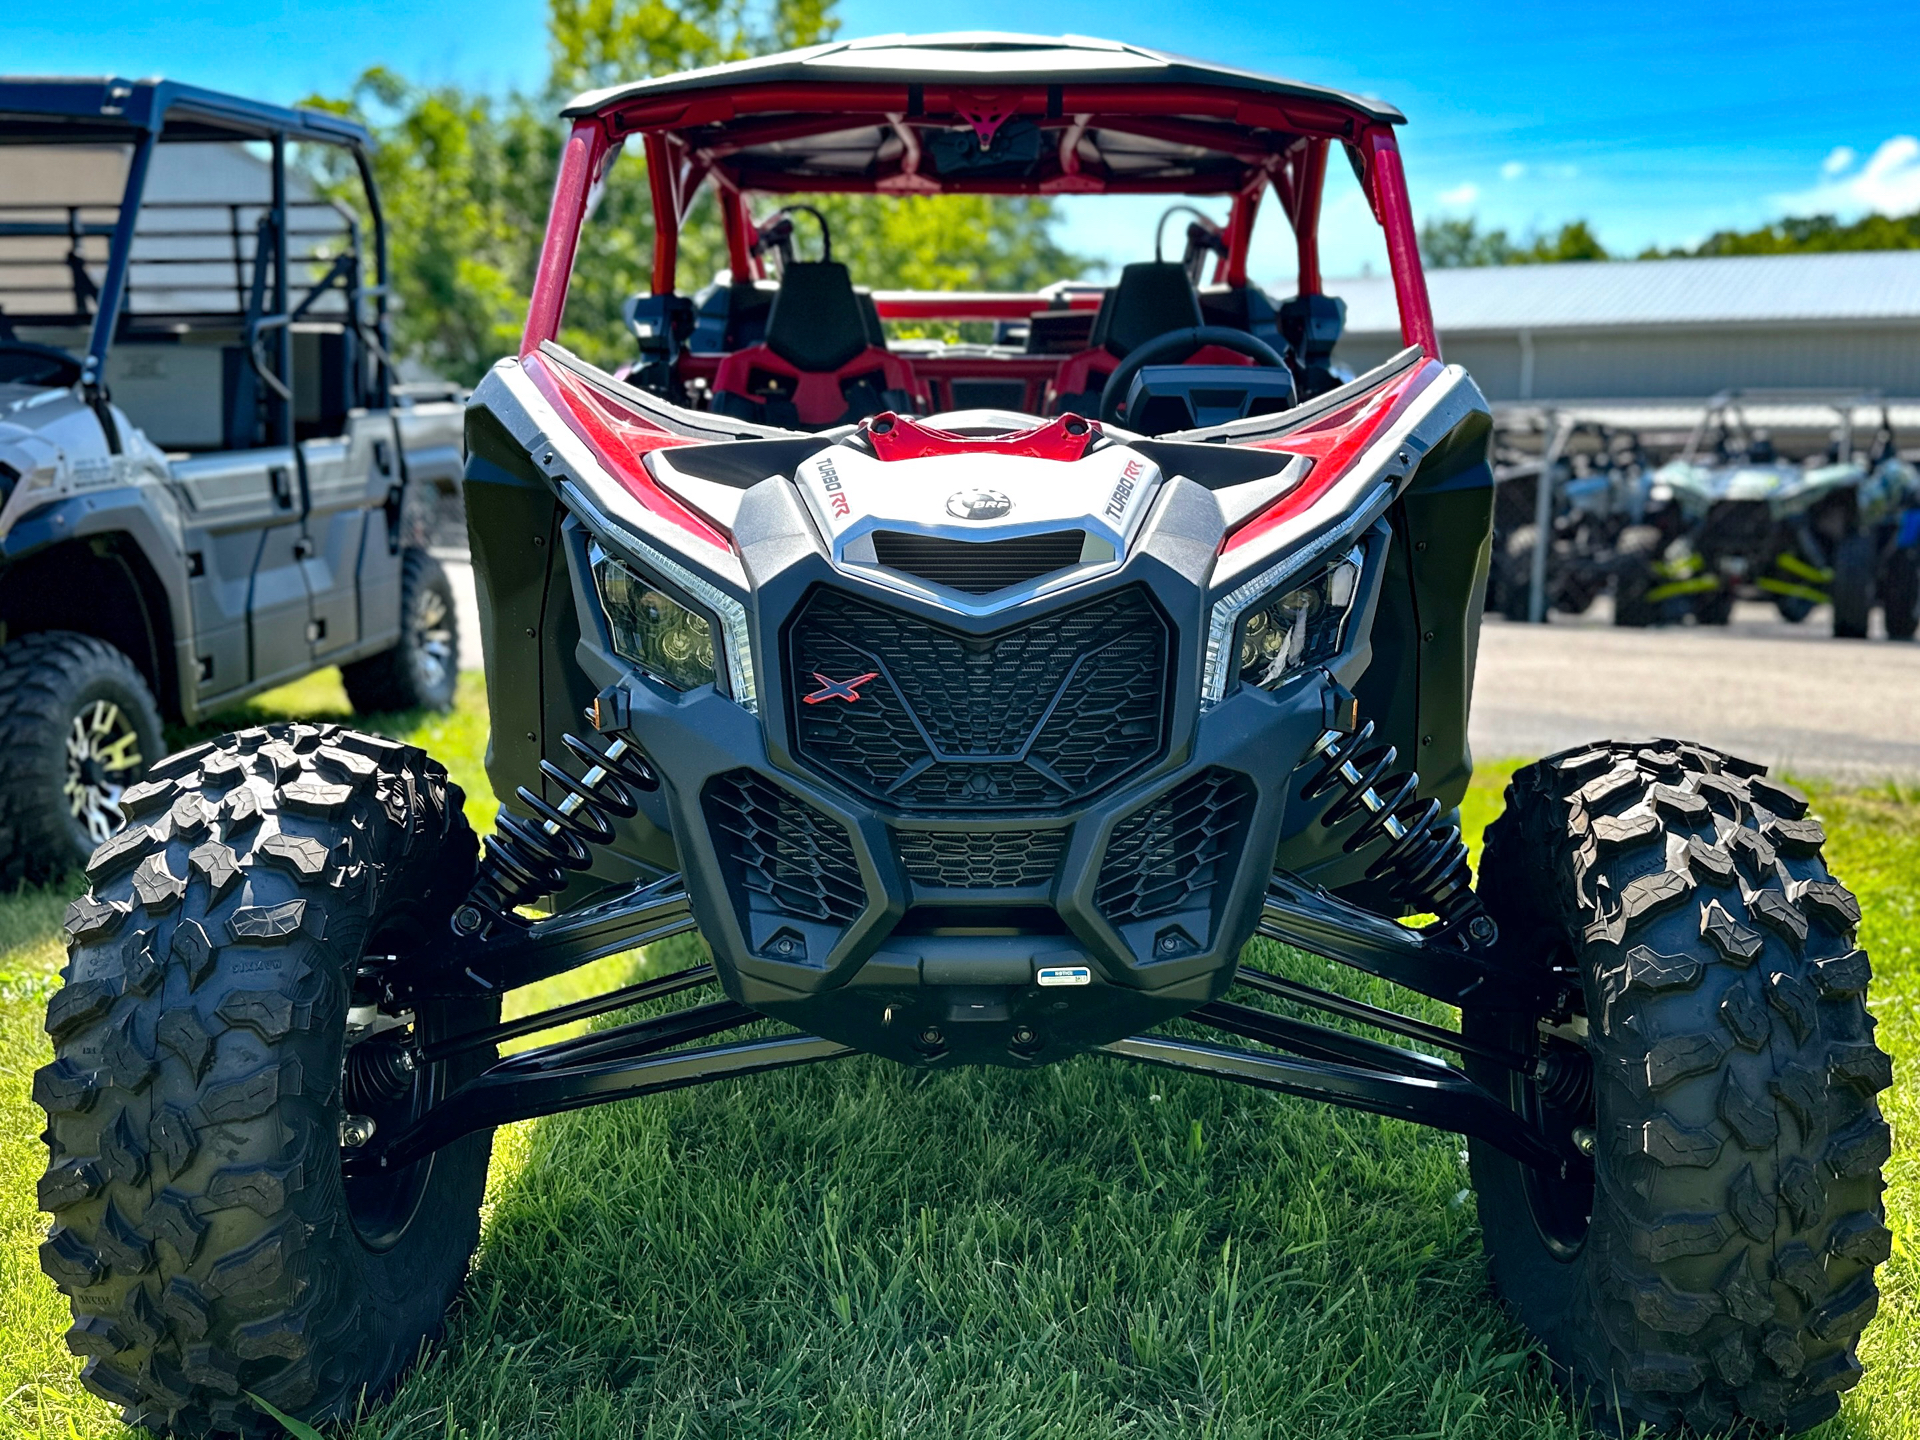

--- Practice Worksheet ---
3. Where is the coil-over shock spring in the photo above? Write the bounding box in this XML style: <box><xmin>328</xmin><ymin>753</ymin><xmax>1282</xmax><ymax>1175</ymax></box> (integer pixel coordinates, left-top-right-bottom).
<box><xmin>457</xmin><ymin>731</ymin><xmax>660</xmax><ymax>929</ymax></box>
<box><xmin>1303</xmin><ymin>721</ymin><xmax>1488</xmax><ymax>932</ymax></box>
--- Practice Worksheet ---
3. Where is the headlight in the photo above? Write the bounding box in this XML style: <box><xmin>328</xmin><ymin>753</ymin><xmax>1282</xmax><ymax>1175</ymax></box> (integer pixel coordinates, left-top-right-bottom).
<box><xmin>1237</xmin><ymin>548</ymin><xmax>1362</xmax><ymax>690</ymax></box>
<box><xmin>592</xmin><ymin>550</ymin><xmax>718</xmax><ymax>692</ymax></box>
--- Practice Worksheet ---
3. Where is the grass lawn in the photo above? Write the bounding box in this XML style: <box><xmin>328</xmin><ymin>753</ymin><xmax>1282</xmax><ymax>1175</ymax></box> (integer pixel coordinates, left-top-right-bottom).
<box><xmin>0</xmin><ymin>673</ymin><xmax>1911</xmax><ymax>1438</ymax></box>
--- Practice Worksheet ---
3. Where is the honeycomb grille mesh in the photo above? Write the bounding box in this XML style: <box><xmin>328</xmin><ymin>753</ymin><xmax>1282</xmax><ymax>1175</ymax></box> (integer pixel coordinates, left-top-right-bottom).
<box><xmin>788</xmin><ymin>586</ymin><xmax>1169</xmax><ymax>810</ymax></box>
<box><xmin>703</xmin><ymin>770</ymin><xmax>866</xmax><ymax>925</ymax></box>
<box><xmin>896</xmin><ymin>829</ymin><xmax>1065</xmax><ymax>889</ymax></box>
<box><xmin>1095</xmin><ymin>769</ymin><xmax>1253</xmax><ymax>925</ymax></box>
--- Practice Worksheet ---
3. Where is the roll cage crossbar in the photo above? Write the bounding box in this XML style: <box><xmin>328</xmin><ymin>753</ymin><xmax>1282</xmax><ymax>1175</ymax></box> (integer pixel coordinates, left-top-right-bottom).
<box><xmin>522</xmin><ymin>78</ymin><xmax>1437</xmax><ymax>359</ymax></box>
<box><xmin>347</xmin><ymin>871</ymin><xmax>1585</xmax><ymax>1180</ymax></box>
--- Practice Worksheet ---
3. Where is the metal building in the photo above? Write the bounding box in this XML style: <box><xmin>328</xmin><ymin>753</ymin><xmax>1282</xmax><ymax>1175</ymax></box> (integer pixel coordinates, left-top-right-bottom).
<box><xmin>1331</xmin><ymin>251</ymin><xmax>1920</xmax><ymax>401</ymax></box>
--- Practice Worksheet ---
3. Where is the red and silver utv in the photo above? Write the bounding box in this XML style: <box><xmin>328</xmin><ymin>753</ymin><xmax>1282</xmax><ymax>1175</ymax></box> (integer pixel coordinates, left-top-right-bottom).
<box><xmin>37</xmin><ymin>35</ymin><xmax>1890</xmax><ymax>1439</ymax></box>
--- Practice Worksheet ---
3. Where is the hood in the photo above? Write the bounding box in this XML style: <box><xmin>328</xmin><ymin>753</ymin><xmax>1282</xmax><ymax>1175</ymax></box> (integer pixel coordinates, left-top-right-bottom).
<box><xmin>0</xmin><ymin>384</ymin><xmax>169</xmax><ymax>542</ymax></box>
<box><xmin>641</xmin><ymin>410</ymin><xmax>1312</xmax><ymax>616</ymax></box>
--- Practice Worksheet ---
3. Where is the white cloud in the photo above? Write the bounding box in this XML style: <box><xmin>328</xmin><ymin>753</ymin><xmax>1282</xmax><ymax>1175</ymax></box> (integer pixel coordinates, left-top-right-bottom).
<box><xmin>1774</xmin><ymin>135</ymin><xmax>1920</xmax><ymax>217</ymax></box>
<box><xmin>1821</xmin><ymin>145</ymin><xmax>1857</xmax><ymax>176</ymax></box>
<box><xmin>1499</xmin><ymin>161</ymin><xmax>1527</xmax><ymax>181</ymax></box>
<box><xmin>1436</xmin><ymin>182</ymin><xmax>1480</xmax><ymax>208</ymax></box>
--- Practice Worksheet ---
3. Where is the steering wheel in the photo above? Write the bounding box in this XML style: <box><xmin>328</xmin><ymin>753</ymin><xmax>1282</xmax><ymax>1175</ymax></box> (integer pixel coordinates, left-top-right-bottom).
<box><xmin>0</xmin><ymin>341</ymin><xmax>83</xmax><ymax>390</ymax></box>
<box><xmin>1098</xmin><ymin>325</ymin><xmax>1287</xmax><ymax>426</ymax></box>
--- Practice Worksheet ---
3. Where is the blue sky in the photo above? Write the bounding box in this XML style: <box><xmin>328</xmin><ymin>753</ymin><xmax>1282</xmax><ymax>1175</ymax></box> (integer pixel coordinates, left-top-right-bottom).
<box><xmin>10</xmin><ymin>0</ymin><xmax>1919</xmax><ymax>284</ymax></box>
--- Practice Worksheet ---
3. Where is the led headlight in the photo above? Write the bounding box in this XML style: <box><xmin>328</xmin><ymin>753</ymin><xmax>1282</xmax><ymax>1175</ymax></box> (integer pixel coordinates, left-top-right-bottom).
<box><xmin>1236</xmin><ymin>548</ymin><xmax>1362</xmax><ymax>690</ymax></box>
<box><xmin>592</xmin><ymin>550</ymin><xmax>719</xmax><ymax>692</ymax></box>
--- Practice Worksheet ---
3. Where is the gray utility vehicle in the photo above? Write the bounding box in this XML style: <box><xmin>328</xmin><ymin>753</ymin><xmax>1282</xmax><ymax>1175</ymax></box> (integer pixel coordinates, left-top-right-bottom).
<box><xmin>1485</xmin><ymin>410</ymin><xmax>1649</xmax><ymax>622</ymax></box>
<box><xmin>1638</xmin><ymin>391</ymin><xmax>1920</xmax><ymax>636</ymax></box>
<box><xmin>0</xmin><ymin>79</ymin><xmax>463</xmax><ymax>880</ymax></box>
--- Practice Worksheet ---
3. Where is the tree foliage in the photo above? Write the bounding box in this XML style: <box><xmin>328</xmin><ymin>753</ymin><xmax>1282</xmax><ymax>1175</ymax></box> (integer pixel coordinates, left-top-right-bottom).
<box><xmin>1418</xmin><ymin>216</ymin><xmax>1608</xmax><ymax>268</ymax></box>
<box><xmin>1641</xmin><ymin>209</ymin><xmax>1920</xmax><ymax>258</ymax></box>
<box><xmin>1419</xmin><ymin>206</ymin><xmax>1920</xmax><ymax>272</ymax></box>
<box><xmin>309</xmin><ymin>0</ymin><xmax>1083</xmax><ymax>385</ymax></box>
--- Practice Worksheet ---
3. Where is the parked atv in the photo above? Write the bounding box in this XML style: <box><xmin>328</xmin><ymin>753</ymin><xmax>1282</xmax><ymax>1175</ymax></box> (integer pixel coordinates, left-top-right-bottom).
<box><xmin>1486</xmin><ymin>412</ymin><xmax>1650</xmax><ymax>621</ymax></box>
<box><xmin>0</xmin><ymin>79</ymin><xmax>464</xmax><ymax>882</ymax></box>
<box><xmin>36</xmin><ymin>38</ymin><xmax>1888</xmax><ymax>1439</ymax></box>
<box><xmin>1636</xmin><ymin>391</ymin><xmax>1919</xmax><ymax>636</ymax></box>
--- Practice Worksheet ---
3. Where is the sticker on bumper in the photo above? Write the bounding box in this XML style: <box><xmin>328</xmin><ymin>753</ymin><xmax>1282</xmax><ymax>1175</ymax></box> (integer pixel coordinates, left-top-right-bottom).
<box><xmin>1036</xmin><ymin>965</ymin><xmax>1091</xmax><ymax>987</ymax></box>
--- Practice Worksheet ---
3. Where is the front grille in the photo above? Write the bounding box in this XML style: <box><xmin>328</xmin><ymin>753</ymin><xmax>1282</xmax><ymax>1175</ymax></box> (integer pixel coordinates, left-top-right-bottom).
<box><xmin>788</xmin><ymin>585</ymin><xmax>1170</xmax><ymax>811</ymax></box>
<box><xmin>896</xmin><ymin>828</ymin><xmax>1065</xmax><ymax>888</ymax></box>
<box><xmin>703</xmin><ymin>770</ymin><xmax>866</xmax><ymax>925</ymax></box>
<box><xmin>1703</xmin><ymin>498</ymin><xmax>1777</xmax><ymax>552</ymax></box>
<box><xmin>870</xmin><ymin>529</ymin><xmax>1086</xmax><ymax>594</ymax></box>
<box><xmin>1096</xmin><ymin>769</ymin><xmax>1253</xmax><ymax>926</ymax></box>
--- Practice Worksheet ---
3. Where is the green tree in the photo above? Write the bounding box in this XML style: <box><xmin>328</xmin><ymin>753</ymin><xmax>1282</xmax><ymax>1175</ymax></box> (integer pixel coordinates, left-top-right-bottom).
<box><xmin>304</xmin><ymin>70</ymin><xmax>554</xmax><ymax>384</ymax></box>
<box><xmin>1418</xmin><ymin>215</ymin><xmax>1609</xmax><ymax>268</ymax></box>
<box><xmin>1640</xmin><ymin>209</ymin><xmax>1920</xmax><ymax>258</ymax></box>
<box><xmin>310</xmin><ymin>0</ymin><xmax>1083</xmax><ymax>384</ymax></box>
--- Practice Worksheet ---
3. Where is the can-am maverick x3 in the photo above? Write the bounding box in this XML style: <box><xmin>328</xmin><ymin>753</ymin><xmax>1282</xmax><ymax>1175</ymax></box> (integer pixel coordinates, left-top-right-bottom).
<box><xmin>36</xmin><ymin>35</ymin><xmax>1890</xmax><ymax>1438</ymax></box>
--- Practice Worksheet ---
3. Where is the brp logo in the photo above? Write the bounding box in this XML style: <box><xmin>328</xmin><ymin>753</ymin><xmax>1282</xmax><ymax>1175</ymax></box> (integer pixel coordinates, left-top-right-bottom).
<box><xmin>945</xmin><ymin>488</ymin><xmax>1013</xmax><ymax>521</ymax></box>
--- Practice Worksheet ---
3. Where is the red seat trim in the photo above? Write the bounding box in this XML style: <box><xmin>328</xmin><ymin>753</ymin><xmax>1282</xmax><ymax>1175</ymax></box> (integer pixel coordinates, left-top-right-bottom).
<box><xmin>712</xmin><ymin>343</ymin><xmax>925</xmax><ymax>427</ymax></box>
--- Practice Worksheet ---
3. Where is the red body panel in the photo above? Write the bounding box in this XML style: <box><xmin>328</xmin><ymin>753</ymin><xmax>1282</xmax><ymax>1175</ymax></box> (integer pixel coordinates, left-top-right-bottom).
<box><xmin>525</xmin><ymin>352</ymin><xmax>732</xmax><ymax>550</ymax></box>
<box><xmin>1224</xmin><ymin>358</ymin><xmax>1444</xmax><ymax>551</ymax></box>
<box><xmin>864</xmin><ymin>411</ymin><xmax>1097</xmax><ymax>462</ymax></box>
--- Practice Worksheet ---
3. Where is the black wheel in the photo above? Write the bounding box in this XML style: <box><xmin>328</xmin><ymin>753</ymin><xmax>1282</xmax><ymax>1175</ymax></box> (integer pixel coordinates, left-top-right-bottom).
<box><xmin>1498</xmin><ymin>525</ymin><xmax>1539</xmax><ymax>621</ymax></box>
<box><xmin>1694</xmin><ymin>588</ymin><xmax>1735</xmax><ymax>626</ymax></box>
<box><xmin>0</xmin><ymin>631</ymin><xmax>164</xmax><ymax>883</ymax></box>
<box><xmin>1612</xmin><ymin>526</ymin><xmax>1665</xmax><ymax>627</ymax></box>
<box><xmin>1829</xmin><ymin>534</ymin><xmax>1874</xmax><ymax>639</ymax></box>
<box><xmin>1468</xmin><ymin>741</ymin><xmax>1891</xmax><ymax>1436</ymax></box>
<box><xmin>1881</xmin><ymin>545</ymin><xmax>1918</xmax><ymax>641</ymax></box>
<box><xmin>341</xmin><ymin>549</ymin><xmax>459</xmax><ymax>714</ymax></box>
<box><xmin>1774</xmin><ymin>593</ymin><xmax>1816</xmax><ymax>624</ymax></box>
<box><xmin>35</xmin><ymin>724</ymin><xmax>494</xmax><ymax>1436</ymax></box>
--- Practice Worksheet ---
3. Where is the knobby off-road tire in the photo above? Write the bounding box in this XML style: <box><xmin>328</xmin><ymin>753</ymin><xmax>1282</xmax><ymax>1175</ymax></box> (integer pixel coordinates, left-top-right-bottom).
<box><xmin>341</xmin><ymin>549</ymin><xmax>459</xmax><ymax>715</ymax></box>
<box><xmin>1612</xmin><ymin>526</ymin><xmax>1665</xmax><ymax>628</ymax></box>
<box><xmin>1829</xmin><ymin>534</ymin><xmax>1874</xmax><ymax>640</ymax></box>
<box><xmin>1498</xmin><ymin>525</ymin><xmax>1539</xmax><ymax>622</ymax></box>
<box><xmin>0</xmin><ymin>631</ymin><xmax>165</xmax><ymax>885</ymax></box>
<box><xmin>35</xmin><ymin>723</ymin><xmax>495</xmax><ymax>1436</ymax></box>
<box><xmin>1469</xmin><ymin>740</ymin><xmax>1891</xmax><ymax>1435</ymax></box>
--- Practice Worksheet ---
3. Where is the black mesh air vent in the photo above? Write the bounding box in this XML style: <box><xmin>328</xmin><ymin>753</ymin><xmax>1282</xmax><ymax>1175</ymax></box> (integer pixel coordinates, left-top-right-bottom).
<box><xmin>703</xmin><ymin>770</ymin><xmax>866</xmax><ymax>925</ymax></box>
<box><xmin>896</xmin><ymin>829</ymin><xmax>1065</xmax><ymax>889</ymax></box>
<box><xmin>869</xmin><ymin>529</ymin><xmax>1086</xmax><ymax>594</ymax></box>
<box><xmin>788</xmin><ymin>585</ymin><xmax>1170</xmax><ymax>811</ymax></box>
<box><xmin>1096</xmin><ymin>769</ymin><xmax>1253</xmax><ymax>926</ymax></box>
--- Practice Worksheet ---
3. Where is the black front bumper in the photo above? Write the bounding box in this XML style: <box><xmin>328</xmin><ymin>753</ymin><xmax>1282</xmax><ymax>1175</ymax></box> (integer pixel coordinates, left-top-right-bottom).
<box><xmin>558</xmin><ymin>491</ymin><xmax>1387</xmax><ymax>1068</ymax></box>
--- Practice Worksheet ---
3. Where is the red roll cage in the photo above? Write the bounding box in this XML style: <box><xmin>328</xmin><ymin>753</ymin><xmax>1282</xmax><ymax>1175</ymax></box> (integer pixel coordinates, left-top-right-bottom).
<box><xmin>521</xmin><ymin>36</ymin><xmax>1437</xmax><ymax>365</ymax></box>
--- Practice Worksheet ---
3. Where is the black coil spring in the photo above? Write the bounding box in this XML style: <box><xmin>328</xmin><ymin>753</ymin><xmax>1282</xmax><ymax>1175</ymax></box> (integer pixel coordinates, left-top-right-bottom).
<box><xmin>465</xmin><ymin>731</ymin><xmax>660</xmax><ymax>920</ymax></box>
<box><xmin>1303</xmin><ymin>721</ymin><xmax>1483</xmax><ymax>927</ymax></box>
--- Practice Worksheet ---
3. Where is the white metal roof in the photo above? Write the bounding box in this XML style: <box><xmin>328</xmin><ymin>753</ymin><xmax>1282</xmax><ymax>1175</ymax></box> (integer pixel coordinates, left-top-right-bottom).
<box><xmin>1335</xmin><ymin>251</ymin><xmax>1920</xmax><ymax>336</ymax></box>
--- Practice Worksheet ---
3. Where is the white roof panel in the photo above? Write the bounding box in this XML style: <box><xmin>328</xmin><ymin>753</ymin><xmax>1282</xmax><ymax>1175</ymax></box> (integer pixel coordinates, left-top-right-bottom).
<box><xmin>1335</xmin><ymin>251</ymin><xmax>1920</xmax><ymax>336</ymax></box>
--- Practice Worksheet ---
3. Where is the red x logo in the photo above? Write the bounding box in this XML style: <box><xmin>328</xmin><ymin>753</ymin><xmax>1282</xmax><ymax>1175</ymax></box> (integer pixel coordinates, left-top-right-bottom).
<box><xmin>803</xmin><ymin>671</ymin><xmax>879</xmax><ymax>705</ymax></box>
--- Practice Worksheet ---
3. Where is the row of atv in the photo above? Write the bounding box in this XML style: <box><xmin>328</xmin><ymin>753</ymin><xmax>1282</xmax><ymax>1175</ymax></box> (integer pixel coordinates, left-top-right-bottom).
<box><xmin>1487</xmin><ymin>394</ymin><xmax>1920</xmax><ymax>638</ymax></box>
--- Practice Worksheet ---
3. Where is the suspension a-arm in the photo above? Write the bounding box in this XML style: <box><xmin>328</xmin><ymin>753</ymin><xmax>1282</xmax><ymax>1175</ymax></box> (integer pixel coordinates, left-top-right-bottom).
<box><xmin>343</xmin><ymin>999</ymin><xmax>851</xmax><ymax>1176</ymax></box>
<box><xmin>1259</xmin><ymin>873</ymin><xmax>1562</xmax><ymax>1011</ymax></box>
<box><xmin>388</xmin><ymin>872</ymin><xmax>698</xmax><ymax>1003</ymax></box>
<box><xmin>1100</xmin><ymin>1029</ymin><xmax>1579</xmax><ymax>1173</ymax></box>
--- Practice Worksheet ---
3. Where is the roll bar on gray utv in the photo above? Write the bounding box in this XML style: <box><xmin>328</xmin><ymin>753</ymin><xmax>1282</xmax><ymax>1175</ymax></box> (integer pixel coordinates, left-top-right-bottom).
<box><xmin>0</xmin><ymin>76</ymin><xmax>394</xmax><ymax>431</ymax></box>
